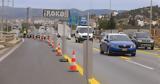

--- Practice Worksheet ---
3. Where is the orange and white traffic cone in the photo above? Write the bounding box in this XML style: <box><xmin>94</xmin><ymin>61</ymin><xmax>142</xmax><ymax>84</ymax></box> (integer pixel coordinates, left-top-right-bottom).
<box><xmin>40</xmin><ymin>35</ymin><xmax>43</xmax><ymax>41</ymax></box>
<box><xmin>51</xmin><ymin>41</ymin><xmax>55</xmax><ymax>49</ymax></box>
<box><xmin>56</xmin><ymin>43</ymin><xmax>62</xmax><ymax>56</ymax></box>
<box><xmin>69</xmin><ymin>50</ymin><xmax>78</xmax><ymax>72</ymax></box>
<box><xmin>47</xmin><ymin>39</ymin><xmax>51</xmax><ymax>47</ymax></box>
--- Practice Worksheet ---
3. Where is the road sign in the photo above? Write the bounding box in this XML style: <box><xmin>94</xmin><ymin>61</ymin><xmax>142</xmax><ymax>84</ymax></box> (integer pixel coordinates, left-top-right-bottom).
<box><xmin>43</xmin><ymin>9</ymin><xmax>69</xmax><ymax>19</ymax></box>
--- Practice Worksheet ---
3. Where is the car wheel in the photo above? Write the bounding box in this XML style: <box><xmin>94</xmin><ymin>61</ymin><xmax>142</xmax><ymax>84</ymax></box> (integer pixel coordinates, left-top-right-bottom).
<box><xmin>145</xmin><ymin>47</ymin><xmax>148</xmax><ymax>50</ymax></box>
<box><xmin>136</xmin><ymin>45</ymin><xmax>138</xmax><ymax>49</ymax></box>
<box><xmin>107</xmin><ymin>47</ymin><xmax>112</xmax><ymax>56</ymax></box>
<box><xmin>75</xmin><ymin>38</ymin><xmax>77</xmax><ymax>43</ymax></box>
<box><xmin>100</xmin><ymin>45</ymin><xmax>104</xmax><ymax>54</ymax></box>
<box><xmin>77</xmin><ymin>39</ymin><xmax>80</xmax><ymax>43</ymax></box>
<box><xmin>151</xmin><ymin>46</ymin><xmax>154</xmax><ymax>50</ymax></box>
<box><xmin>131</xmin><ymin>53</ymin><xmax>136</xmax><ymax>56</ymax></box>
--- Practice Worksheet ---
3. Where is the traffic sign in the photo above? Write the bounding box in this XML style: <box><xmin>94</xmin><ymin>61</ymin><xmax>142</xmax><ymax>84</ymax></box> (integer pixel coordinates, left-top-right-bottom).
<box><xmin>43</xmin><ymin>9</ymin><xmax>69</xmax><ymax>19</ymax></box>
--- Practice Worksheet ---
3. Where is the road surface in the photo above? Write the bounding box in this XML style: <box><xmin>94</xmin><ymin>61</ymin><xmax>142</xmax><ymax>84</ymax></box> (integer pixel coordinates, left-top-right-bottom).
<box><xmin>0</xmin><ymin>39</ymin><xmax>85</xmax><ymax>84</ymax></box>
<box><xmin>65</xmin><ymin>38</ymin><xmax>160</xmax><ymax>84</ymax></box>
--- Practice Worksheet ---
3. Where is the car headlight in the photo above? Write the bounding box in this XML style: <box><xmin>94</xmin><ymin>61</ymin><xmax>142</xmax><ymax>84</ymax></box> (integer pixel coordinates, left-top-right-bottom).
<box><xmin>150</xmin><ymin>40</ymin><xmax>154</xmax><ymax>43</ymax></box>
<box><xmin>130</xmin><ymin>45</ymin><xmax>136</xmax><ymax>48</ymax></box>
<box><xmin>138</xmin><ymin>40</ymin><xmax>142</xmax><ymax>42</ymax></box>
<box><xmin>90</xmin><ymin>34</ymin><xmax>93</xmax><ymax>38</ymax></box>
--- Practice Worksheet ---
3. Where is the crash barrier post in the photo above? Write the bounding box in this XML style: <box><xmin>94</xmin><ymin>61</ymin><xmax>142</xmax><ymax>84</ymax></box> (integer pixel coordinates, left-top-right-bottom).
<box><xmin>83</xmin><ymin>41</ymin><xmax>93</xmax><ymax>83</ymax></box>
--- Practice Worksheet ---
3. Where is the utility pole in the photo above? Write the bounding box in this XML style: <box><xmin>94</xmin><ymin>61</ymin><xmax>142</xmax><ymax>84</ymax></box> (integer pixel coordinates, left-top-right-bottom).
<box><xmin>109</xmin><ymin>0</ymin><xmax>112</xmax><ymax>33</ymax></box>
<box><xmin>150</xmin><ymin>0</ymin><xmax>153</xmax><ymax>35</ymax></box>
<box><xmin>0</xmin><ymin>0</ymin><xmax>5</xmax><ymax>39</ymax></box>
<box><xmin>12</xmin><ymin>0</ymin><xmax>14</xmax><ymax>7</ymax></box>
<box><xmin>27</xmin><ymin>7</ymin><xmax>30</xmax><ymax>29</ymax></box>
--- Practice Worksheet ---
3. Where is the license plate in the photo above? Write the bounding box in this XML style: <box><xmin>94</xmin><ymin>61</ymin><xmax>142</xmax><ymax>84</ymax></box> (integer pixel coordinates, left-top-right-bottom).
<box><xmin>122</xmin><ymin>48</ymin><xmax>128</xmax><ymax>51</ymax></box>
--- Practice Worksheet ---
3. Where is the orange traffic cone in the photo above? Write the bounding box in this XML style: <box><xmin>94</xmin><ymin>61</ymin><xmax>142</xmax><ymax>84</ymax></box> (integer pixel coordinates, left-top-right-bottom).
<box><xmin>40</xmin><ymin>35</ymin><xmax>43</xmax><ymax>41</ymax></box>
<box><xmin>51</xmin><ymin>41</ymin><xmax>55</xmax><ymax>49</ymax></box>
<box><xmin>56</xmin><ymin>43</ymin><xmax>62</xmax><ymax>56</ymax></box>
<box><xmin>48</xmin><ymin>39</ymin><xmax>51</xmax><ymax>46</ymax></box>
<box><xmin>69</xmin><ymin>50</ymin><xmax>78</xmax><ymax>72</ymax></box>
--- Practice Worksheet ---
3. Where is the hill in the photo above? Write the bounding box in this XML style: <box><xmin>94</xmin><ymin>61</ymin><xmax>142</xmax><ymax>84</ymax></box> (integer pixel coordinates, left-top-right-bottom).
<box><xmin>0</xmin><ymin>7</ymin><xmax>125</xmax><ymax>19</ymax></box>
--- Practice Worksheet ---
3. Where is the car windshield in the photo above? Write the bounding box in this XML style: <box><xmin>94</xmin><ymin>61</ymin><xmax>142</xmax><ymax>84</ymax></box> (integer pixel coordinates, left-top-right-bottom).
<box><xmin>136</xmin><ymin>33</ymin><xmax>150</xmax><ymax>38</ymax></box>
<box><xmin>110</xmin><ymin>35</ymin><xmax>131</xmax><ymax>41</ymax></box>
<box><xmin>78</xmin><ymin>28</ymin><xmax>93</xmax><ymax>33</ymax></box>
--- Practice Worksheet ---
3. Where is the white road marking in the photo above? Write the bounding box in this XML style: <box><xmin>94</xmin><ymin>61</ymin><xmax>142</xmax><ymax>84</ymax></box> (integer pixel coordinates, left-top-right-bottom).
<box><xmin>0</xmin><ymin>38</ymin><xmax>24</xmax><ymax>62</ymax></box>
<box><xmin>126</xmin><ymin>60</ymin><xmax>154</xmax><ymax>70</ymax></box>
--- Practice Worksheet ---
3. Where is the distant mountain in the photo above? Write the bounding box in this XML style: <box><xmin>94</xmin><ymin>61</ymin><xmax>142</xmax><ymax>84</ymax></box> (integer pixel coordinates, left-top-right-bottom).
<box><xmin>117</xmin><ymin>5</ymin><xmax>160</xmax><ymax>20</ymax></box>
<box><xmin>0</xmin><ymin>7</ymin><xmax>125</xmax><ymax>19</ymax></box>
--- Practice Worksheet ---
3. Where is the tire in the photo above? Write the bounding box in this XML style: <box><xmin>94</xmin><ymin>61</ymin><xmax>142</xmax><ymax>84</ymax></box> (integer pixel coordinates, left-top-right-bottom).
<box><xmin>75</xmin><ymin>38</ymin><xmax>77</xmax><ymax>43</ymax></box>
<box><xmin>77</xmin><ymin>38</ymin><xmax>81</xmax><ymax>43</ymax></box>
<box><xmin>145</xmin><ymin>47</ymin><xmax>148</xmax><ymax>50</ymax></box>
<box><xmin>151</xmin><ymin>46</ymin><xmax>154</xmax><ymax>50</ymax></box>
<box><xmin>100</xmin><ymin>45</ymin><xmax>104</xmax><ymax>54</ymax></box>
<box><xmin>136</xmin><ymin>45</ymin><xmax>138</xmax><ymax>49</ymax></box>
<box><xmin>107</xmin><ymin>47</ymin><xmax>112</xmax><ymax>56</ymax></box>
<box><xmin>131</xmin><ymin>53</ymin><xmax>136</xmax><ymax>56</ymax></box>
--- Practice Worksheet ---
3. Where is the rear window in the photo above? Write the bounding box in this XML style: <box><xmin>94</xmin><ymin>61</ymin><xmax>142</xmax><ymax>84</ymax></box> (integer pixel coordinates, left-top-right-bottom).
<box><xmin>135</xmin><ymin>32</ymin><xmax>149</xmax><ymax>38</ymax></box>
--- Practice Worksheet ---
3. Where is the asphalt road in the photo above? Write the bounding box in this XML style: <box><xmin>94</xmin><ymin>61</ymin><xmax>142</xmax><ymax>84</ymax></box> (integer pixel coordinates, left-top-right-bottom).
<box><xmin>0</xmin><ymin>39</ymin><xmax>85</xmax><ymax>84</ymax></box>
<box><xmin>65</xmin><ymin>38</ymin><xmax>160</xmax><ymax>84</ymax></box>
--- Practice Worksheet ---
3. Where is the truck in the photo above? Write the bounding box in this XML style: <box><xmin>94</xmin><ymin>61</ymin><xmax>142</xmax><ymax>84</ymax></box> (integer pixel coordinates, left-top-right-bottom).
<box><xmin>58</xmin><ymin>24</ymin><xmax>71</xmax><ymax>40</ymax></box>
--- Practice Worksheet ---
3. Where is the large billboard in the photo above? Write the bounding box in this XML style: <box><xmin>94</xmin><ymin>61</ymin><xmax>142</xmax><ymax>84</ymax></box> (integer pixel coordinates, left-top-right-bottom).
<box><xmin>43</xmin><ymin>9</ymin><xmax>69</xmax><ymax>19</ymax></box>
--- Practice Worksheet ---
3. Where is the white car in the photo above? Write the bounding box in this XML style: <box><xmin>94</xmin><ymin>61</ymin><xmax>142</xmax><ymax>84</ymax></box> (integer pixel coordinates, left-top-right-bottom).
<box><xmin>75</xmin><ymin>26</ymin><xmax>93</xmax><ymax>43</ymax></box>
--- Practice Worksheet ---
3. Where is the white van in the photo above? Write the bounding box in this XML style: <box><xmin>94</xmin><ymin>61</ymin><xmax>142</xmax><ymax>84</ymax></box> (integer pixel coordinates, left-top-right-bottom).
<box><xmin>75</xmin><ymin>26</ymin><xmax>94</xmax><ymax>43</ymax></box>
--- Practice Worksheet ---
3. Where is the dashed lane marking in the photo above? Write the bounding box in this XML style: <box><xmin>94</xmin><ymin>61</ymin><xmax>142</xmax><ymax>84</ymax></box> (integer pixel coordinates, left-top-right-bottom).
<box><xmin>126</xmin><ymin>60</ymin><xmax>154</xmax><ymax>70</ymax></box>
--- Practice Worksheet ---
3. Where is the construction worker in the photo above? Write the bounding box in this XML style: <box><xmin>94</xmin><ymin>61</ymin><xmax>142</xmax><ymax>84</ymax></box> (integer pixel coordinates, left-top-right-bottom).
<box><xmin>23</xmin><ymin>30</ymin><xmax>27</xmax><ymax>38</ymax></box>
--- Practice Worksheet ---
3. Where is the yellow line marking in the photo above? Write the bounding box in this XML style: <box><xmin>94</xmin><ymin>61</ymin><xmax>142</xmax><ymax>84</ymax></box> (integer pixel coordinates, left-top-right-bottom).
<box><xmin>155</xmin><ymin>48</ymin><xmax>160</xmax><ymax>50</ymax></box>
<box><xmin>137</xmin><ymin>50</ymin><xmax>160</xmax><ymax>58</ymax></box>
<box><xmin>64</xmin><ymin>55</ymin><xmax>100</xmax><ymax>84</ymax></box>
<box><xmin>120</xmin><ymin>56</ymin><xmax>131</xmax><ymax>60</ymax></box>
<box><xmin>89</xmin><ymin>77</ymin><xmax>100</xmax><ymax>84</ymax></box>
<box><xmin>93</xmin><ymin>48</ymin><xmax>100</xmax><ymax>51</ymax></box>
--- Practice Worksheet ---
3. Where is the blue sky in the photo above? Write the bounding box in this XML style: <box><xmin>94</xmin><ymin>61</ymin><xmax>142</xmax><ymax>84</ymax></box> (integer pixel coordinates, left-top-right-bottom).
<box><xmin>14</xmin><ymin>0</ymin><xmax>160</xmax><ymax>10</ymax></box>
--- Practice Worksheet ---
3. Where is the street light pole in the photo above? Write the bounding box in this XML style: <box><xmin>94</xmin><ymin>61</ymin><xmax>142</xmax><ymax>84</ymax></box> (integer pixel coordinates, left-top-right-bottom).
<box><xmin>12</xmin><ymin>0</ymin><xmax>14</xmax><ymax>7</ymax></box>
<box><xmin>109</xmin><ymin>0</ymin><xmax>112</xmax><ymax>33</ymax></box>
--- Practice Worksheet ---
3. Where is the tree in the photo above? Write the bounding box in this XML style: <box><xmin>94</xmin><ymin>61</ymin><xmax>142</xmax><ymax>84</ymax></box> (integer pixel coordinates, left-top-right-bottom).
<box><xmin>98</xmin><ymin>16</ymin><xmax>116</xmax><ymax>30</ymax></box>
<box><xmin>108</xmin><ymin>16</ymin><xmax>116</xmax><ymax>29</ymax></box>
<box><xmin>98</xmin><ymin>19</ymin><xmax>108</xmax><ymax>30</ymax></box>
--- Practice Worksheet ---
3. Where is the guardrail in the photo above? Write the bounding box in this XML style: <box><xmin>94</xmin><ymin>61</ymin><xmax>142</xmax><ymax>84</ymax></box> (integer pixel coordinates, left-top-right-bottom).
<box><xmin>0</xmin><ymin>32</ymin><xmax>16</xmax><ymax>44</ymax></box>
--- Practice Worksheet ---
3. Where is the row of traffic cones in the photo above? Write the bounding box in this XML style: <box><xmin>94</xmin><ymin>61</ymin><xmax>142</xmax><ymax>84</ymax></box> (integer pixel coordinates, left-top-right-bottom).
<box><xmin>48</xmin><ymin>38</ymin><xmax>77</xmax><ymax>72</ymax></box>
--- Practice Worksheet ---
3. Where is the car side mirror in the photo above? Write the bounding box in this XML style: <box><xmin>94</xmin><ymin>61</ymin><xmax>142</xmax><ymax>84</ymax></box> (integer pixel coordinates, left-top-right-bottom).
<box><xmin>76</xmin><ymin>31</ymin><xmax>78</xmax><ymax>33</ymax></box>
<box><xmin>57</xmin><ymin>34</ymin><xmax>61</xmax><ymax>38</ymax></box>
<box><xmin>104</xmin><ymin>39</ymin><xmax>109</xmax><ymax>42</ymax></box>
